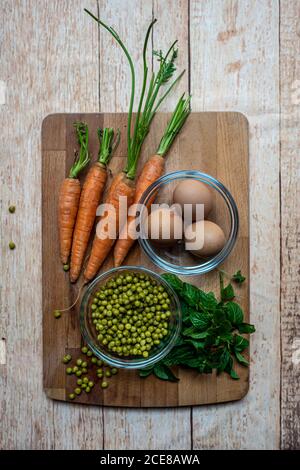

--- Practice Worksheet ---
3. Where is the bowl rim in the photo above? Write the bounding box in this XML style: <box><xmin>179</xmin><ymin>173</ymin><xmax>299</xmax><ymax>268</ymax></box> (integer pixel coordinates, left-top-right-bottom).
<box><xmin>80</xmin><ymin>265</ymin><xmax>182</xmax><ymax>369</ymax></box>
<box><xmin>138</xmin><ymin>170</ymin><xmax>239</xmax><ymax>275</ymax></box>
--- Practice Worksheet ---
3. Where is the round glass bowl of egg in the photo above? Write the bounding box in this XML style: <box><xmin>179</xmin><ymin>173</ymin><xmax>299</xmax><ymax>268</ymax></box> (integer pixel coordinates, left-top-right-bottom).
<box><xmin>138</xmin><ymin>170</ymin><xmax>239</xmax><ymax>275</ymax></box>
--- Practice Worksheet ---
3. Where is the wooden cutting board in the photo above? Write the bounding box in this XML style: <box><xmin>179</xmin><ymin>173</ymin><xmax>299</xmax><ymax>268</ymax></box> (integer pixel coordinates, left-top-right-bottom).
<box><xmin>42</xmin><ymin>112</ymin><xmax>249</xmax><ymax>407</ymax></box>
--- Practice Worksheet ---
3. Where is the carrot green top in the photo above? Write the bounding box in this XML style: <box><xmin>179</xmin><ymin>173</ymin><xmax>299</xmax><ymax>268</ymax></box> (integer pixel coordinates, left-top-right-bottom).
<box><xmin>84</xmin><ymin>9</ymin><xmax>185</xmax><ymax>180</ymax></box>
<box><xmin>97</xmin><ymin>127</ymin><xmax>120</xmax><ymax>166</ymax></box>
<box><xmin>69</xmin><ymin>122</ymin><xmax>90</xmax><ymax>179</ymax></box>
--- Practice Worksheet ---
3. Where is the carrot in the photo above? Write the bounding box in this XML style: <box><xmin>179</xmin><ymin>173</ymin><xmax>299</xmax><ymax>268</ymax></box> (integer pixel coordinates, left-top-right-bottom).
<box><xmin>84</xmin><ymin>173</ymin><xmax>135</xmax><ymax>281</ymax></box>
<box><xmin>58</xmin><ymin>122</ymin><xmax>90</xmax><ymax>264</ymax></box>
<box><xmin>70</xmin><ymin>128</ymin><xmax>119</xmax><ymax>282</ymax></box>
<box><xmin>113</xmin><ymin>94</ymin><xmax>191</xmax><ymax>267</ymax></box>
<box><xmin>84</xmin><ymin>10</ymin><xmax>184</xmax><ymax>280</ymax></box>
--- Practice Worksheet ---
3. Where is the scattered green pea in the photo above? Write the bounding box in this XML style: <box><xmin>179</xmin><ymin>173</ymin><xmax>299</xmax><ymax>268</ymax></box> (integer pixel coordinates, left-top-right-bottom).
<box><xmin>9</xmin><ymin>242</ymin><xmax>16</xmax><ymax>250</ymax></box>
<box><xmin>72</xmin><ymin>366</ymin><xmax>79</xmax><ymax>373</ymax></box>
<box><xmin>111</xmin><ymin>368</ymin><xmax>118</xmax><ymax>375</ymax></box>
<box><xmin>81</xmin><ymin>346</ymin><xmax>88</xmax><ymax>354</ymax></box>
<box><xmin>8</xmin><ymin>205</ymin><xmax>16</xmax><ymax>214</ymax></box>
<box><xmin>105</xmin><ymin>370</ymin><xmax>112</xmax><ymax>378</ymax></box>
<box><xmin>76</xmin><ymin>359</ymin><xmax>83</xmax><ymax>366</ymax></box>
<box><xmin>77</xmin><ymin>379</ymin><xmax>83</xmax><ymax>386</ymax></box>
<box><xmin>81</xmin><ymin>367</ymin><xmax>88</xmax><ymax>374</ymax></box>
<box><xmin>91</xmin><ymin>357</ymin><xmax>97</xmax><ymax>364</ymax></box>
<box><xmin>62</xmin><ymin>354</ymin><xmax>72</xmax><ymax>364</ymax></box>
<box><xmin>85</xmin><ymin>386</ymin><xmax>91</xmax><ymax>393</ymax></box>
<box><xmin>68</xmin><ymin>393</ymin><xmax>75</xmax><ymax>400</ymax></box>
<box><xmin>81</xmin><ymin>361</ymin><xmax>88</xmax><ymax>368</ymax></box>
<box><xmin>83</xmin><ymin>377</ymin><xmax>89</xmax><ymax>384</ymax></box>
<box><xmin>86</xmin><ymin>350</ymin><xmax>93</xmax><ymax>357</ymax></box>
<box><xmin>63</xmin><ymin>264</ymin><xmax>70</xmax><ymax>272</ymax></box>
<box><xmin>74</xmin><ymin>388</ymin><xmax>81</xmax><ymax>395</ymax></box>
<box><xmin>66</xmin><ymin>367</ymin><xmax>72</xmax><ymax>375</ymax></box>
<box><xmin>75</xmin><ymin>370</ymin><xmax>82</xmax><ymax>377</ymax></box>
<box><xmin>53</xmin><ymin>309</ymin><xmax>61</xmax><ymax>319</ymax></box>
<box><xmin>101</xmin><ymin>381</ymin><xmax>109</xmax><ymax>389</ymax></box>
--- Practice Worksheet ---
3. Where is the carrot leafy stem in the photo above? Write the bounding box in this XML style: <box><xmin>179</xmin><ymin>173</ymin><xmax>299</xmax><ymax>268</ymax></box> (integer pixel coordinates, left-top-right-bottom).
<box><xmin>84</xmin><ymin>9</ymin><xmax>185</xmax><ymax>180</ymax></box>
<box><xmin>69</xmin><ymin>122</ymin><xmax>90</xmax><ymax>178</ymax></box>
<box><xmin>156</xmin><ymin>94</ymin><xmax>191</xmax><ymax>157</ymax></box>
<box><xmin>97</xmin><ymin>128</ymin><xmax>120</xmax><ymax>165</ymax></box>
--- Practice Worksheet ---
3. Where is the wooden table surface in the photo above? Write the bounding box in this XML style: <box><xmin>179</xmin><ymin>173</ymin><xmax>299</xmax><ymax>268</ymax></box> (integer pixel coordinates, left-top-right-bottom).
<box><xmin>0</xmin><ymin>0</ymin><xmax>299</xmax><ymax>450</ymax></box>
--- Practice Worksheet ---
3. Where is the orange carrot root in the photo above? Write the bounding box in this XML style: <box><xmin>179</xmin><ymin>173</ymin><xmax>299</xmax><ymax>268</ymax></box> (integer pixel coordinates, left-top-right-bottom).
<box><xmin>84</xmin><ymin>173</ymin><xmax>135</xmax><ymax>281</ymax></box>
<box><xmin>58</xmin><ymin>178</ymin><xmax>81</xmax><ymax>264</ymax></box>
<box><xmin>113</xmin><ymin>155</ymin><xmax>165</xmax><ymax>267</ymax></box>
<box><xmin>70</xmin><ymin>163</ymin><xmax>108</xmax><ymax>282</ymax></box>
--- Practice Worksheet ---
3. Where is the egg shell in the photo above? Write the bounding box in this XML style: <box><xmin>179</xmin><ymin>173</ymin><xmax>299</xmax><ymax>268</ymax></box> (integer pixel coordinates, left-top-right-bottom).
<box><xmin>173</xmin><ymin>179</ymin><xmax>213</xmax><ymax>220</ymax></box>
<box><xmin>147</xmin><ymin>207</ymin><xmax>183</xmax><ymax>246</ymax></box>
<box><xmin>184</xmin><ymin>220</ymin><xmax>226</xmax><ymax>257</ymax></box>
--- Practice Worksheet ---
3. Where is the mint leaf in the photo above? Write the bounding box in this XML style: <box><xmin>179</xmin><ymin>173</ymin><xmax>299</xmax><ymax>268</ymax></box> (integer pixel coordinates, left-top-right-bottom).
<box><xmin>183</xmin><ymin>326</ymin><xmax>209</xmax><ymax>339</ymax></box>
<box><xmin>221</xmin><ymin>283</ymin><xmax>235</xmax><ymax>301</ymax></box>
<box><xmin>139</xmin><ymin>367</ymin><xmax>154</xmax><ymax>378</ymax></box>
<box><xmin>232</xmin><ymin>270</ymin><xmax>246</xmax><ymax>284</ymax></box>
<box><xmin>225</xmin><ymin>301</ymin><xmax>244</xmax><ymax>325</ymax></box>
<box><xmin>233</xmin><ymin>334</ymin><xmax>249</xmax><ymax>352</ymax></box>
<box><xmin>161</xmin><ymin>273</ymin><xmax>183</xmax><ymax>294</ymax></box>
<box><xmin>198</xmin><ymin>290</ymin><xmax>218</xmax><ymax>311</ymax></box>
<box><xmin>185</xmin><ymin>339</ymin><xmax>206</xmax><ymax>350</ymax></box>
<box><xmin>216</xmin><ymin>348</ymin><xmax>231</xmax><ymax>373</ymax></box>
<box><xmin>190</xmin><ymin>311</ymin><xmax>211</xmax><ymax>329</ymax></box>
<box><xmin>153</xmin><ymin>364</ymin><xmax>179</xmax><ymax>382</ymax></box>
<box><xmin>235</xmin><ymin>351</ymin><xmax>249</xmax><ymax>366</ymax></box>
<box><xmin>238</xmin><ymin>323</ymin><xmax>256</xmax><ymax>334</ymax></box>
<box><xmin>181</xmin><ymin>282</ymin><xmax>201</xmax><ymax>307</ymax></box>
<box><xmin>219</xmin><ymin>271</ymin><xmax>235</xmax><ymax>301</ymax></box>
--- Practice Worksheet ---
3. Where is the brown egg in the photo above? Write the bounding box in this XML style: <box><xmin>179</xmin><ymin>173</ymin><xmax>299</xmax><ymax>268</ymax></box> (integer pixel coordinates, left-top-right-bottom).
<box><xmin>173</xmin><ymin>179</ymin><xmax>213</xmax><ymax>220</ymax></box>
<box><xmin>147</xmin><ymin>207</ymin><xmax>183</xmax><ymax>246</ymax></box>
<box><xmin>184</xmin><ymin>220</ymin><xmax>226</xmax><ymax>257</ymax></box>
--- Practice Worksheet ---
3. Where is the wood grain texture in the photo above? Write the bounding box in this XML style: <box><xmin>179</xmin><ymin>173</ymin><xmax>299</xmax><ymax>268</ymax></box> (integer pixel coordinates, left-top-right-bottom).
<box><xmin>190</xmin><ymin>0</ymin><xmax>281</xmax><ymax>449</ymax></box>
<box><xmin>280</xmin><ymin>0</ymin><xmax>300</xmax><ymax>450</ymax></box>
<box><xmin>42</xmin><ymin>111</ymin><xmax>249</xmax><ymax>408</ymax></box>
<box><xmin>99</xmin><ymin>0</ymin><xmax>193</xmax><ymax>450</ymax></box>
<box><xmin>0</xmin><ymin>0</ymin><xmax>295</xmax><ymax>451</ymax></box>
<box><xmin>0</xmin><ymin>0</ymin><xmax>105</xmax><ymax>450</ymax></box>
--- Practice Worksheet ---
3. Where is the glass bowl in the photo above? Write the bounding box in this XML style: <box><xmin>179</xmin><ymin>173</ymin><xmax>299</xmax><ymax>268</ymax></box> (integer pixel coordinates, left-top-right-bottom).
<box><xmin>80</xmin><ymin>266</ymin><xmax>182</xmax><ymax>369</ymax></box>
<box><xmin>138</xmin><ymin>170</ymin><xmax>239</xmax><ymax>276</ymax></box>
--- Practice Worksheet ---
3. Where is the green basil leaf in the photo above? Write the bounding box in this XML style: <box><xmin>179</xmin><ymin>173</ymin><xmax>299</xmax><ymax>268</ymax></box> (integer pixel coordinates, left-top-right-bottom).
<box><xmin>153</xmin><ymin>363</ymin><xmax>179</xmax><ymax>382</ymax></box>
<box><xmin>232</xmin><ymin>270</ymin><xmax>246</xmax><ymax>284</ymax></box>
<box><xmin>235</xmin><ymin>351</ymin><xmax>249</xmax><ymax>366</ymax></box>
<box><xmin>225</xmin><ymin>301</ymin><xmax>244</xmax><ymax>325</ymax></box>
<box><xmin>238</xmin><ymin>323</ymin><xmax>256</xmax><ymax>334</ymax></box>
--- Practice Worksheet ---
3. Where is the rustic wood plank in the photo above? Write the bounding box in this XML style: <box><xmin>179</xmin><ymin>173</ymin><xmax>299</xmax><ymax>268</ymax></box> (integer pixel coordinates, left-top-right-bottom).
<box><xmin>98</xmin><ymin>0</ymin><xmax>192</xmax><ymax>449</ymax></box>
<box><xmin>0</xmin><ymin>0</ymin><xmax>105</xmax><ymax>450</ymax></box>
<box><xmin>280</xmin><ymin>0</ymin><xmax>300</xmax><ymax>450</ymax></box>
<box><xmin>190</xmin><ymin>0</ymin><xmax>281</xmax><ymax>449</ymax></box>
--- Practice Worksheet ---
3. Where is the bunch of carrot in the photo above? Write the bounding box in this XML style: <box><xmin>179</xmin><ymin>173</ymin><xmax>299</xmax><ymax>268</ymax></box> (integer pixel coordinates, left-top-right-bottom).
<box><xmin>58</xmin><ymin>124</ymin><xmax>119</xmax><ymax>281</ymax></box>
<box><xmin>58</xmin><ymin>12</ymin><xmax>191</xmax><ymax>285</ymax></box>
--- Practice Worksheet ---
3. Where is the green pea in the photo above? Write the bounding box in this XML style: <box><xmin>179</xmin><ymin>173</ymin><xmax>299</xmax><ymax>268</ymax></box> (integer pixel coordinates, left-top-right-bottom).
<box><xmin>66</xmin><ymin>367</ymin><xmax>72</xmax><ymax>375</ymax></box>
<box><xmin>85</xmin><ymin>386</ymin><xmax>91</xmax><ymax>393</ymax></box>
<box><xmin>63</xmin><ymin>264</ymin><xmax>70</xmax><ymax>272</ymax></box>
<box><xmin>101</xmin><ymin>381</ymin><xmax>109</xmax><ymax>389</ymax></box>
<box><xmin>9</xmin><ymin>241</ymin><xmax>16</xmax><ymax>250</ymax></box>
<box><xmin>68</xmin><ymin>393</ymin><xmax>75</xmax><ymax>400</ymax></box>
<box><xmin>76</xmin><ymin>359</ymin><xmax>83</xmax><ymax>366</ymax></box>
<box><xmin>53</xmin><ymin>310</ymin><xmax>61</xmax><ymax>319</ymax></box>
<box><xmin>81</xmin><ymin>361</ymin><xmax>88</xmax><ymax>368</ymax></box>
<box><xmin>105</xmin><ymin>370</ymin><xmax>111</xmax><ymax>378</ymax></box>
<box><xmin>88</xmin><ymin>381</ymin><xmax>94</xmax><ymax>388</ymax></box>
<box><xmin>77</xmin><ymin>379</ymin><xmax>83</xmax><ymax>386</ymax></box>
<box><xmin>86</xmin><ymin>350</ymin><xmax>93</xmax><ymax>357</ymax></box>
<box><xmin>83</xmin><ymin>377</ymin><xmax>89</xmax><ymax>384</ymax></box>
<box><xmin>74</xmin><ymin>388</ymin><xmax>81</xmax><ymax>395</ymax></box>
<box><xmin>111</xmin><ymin>368</ymin><xmax>118</xmax><ymax>375</ymax></box>
<box><xmin>81</xmin><ymin>383</ymin><xmax>87</xmax><ymax>389</ymax></box>
<box><xmin>62</xmin><ymin>354</ymin><xmax>72</xmax><ymax>364</ymax></box>
<box><xmin>91</xmin><ymin>357</ymin><xmax>97</xmax><ymax>364</ymax></box>
<box><xmin>82</xmin><ymin>368</ymin><xmax>88</xmax><ymax>374</ymax></box>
